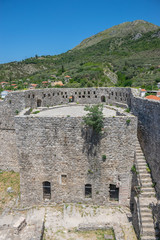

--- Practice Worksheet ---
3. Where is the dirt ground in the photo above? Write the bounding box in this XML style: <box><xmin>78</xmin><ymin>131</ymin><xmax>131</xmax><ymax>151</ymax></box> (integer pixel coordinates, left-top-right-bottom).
<box><xmin>43</xmin><ymin>204</ymin><xmax>137</xmax><ymax>240</ymax></box>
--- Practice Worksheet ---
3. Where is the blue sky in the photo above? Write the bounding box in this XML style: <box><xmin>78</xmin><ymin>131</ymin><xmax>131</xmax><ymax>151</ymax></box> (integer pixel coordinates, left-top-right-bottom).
<box><xmin>0</xmin><ymin>0</ymin><xmax>160</xmax><ymax>63</ymax></box>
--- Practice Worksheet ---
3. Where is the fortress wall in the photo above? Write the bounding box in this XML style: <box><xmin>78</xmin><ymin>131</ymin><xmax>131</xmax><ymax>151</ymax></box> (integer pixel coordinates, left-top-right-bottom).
<box><xmin>0</xmin><ymin>129</ymin><xmax>19</xmax><ymax>172</ymax></box>
<box><xmin>15</xmin><ymin>114</ymin><xmax>137</xmax><ymax>206</ymax></box>
<box><xmin>131</xmin><ymin>89</ymin><xmax>160</xmax><ymax>199</ymax></box>
<box><xmin>0</xmin><ymin>92</ymin><xmax>26</xmax><ymax>171</ymax></box>
<box><xmin>21</xmin><ymin>87</ymin><xmax>131</xmax><ymax>109</ymax></box>
<box><xmin>0</xmin><ymin>87</ymin><xmax>131</xmax><ymax>174</ymax></box>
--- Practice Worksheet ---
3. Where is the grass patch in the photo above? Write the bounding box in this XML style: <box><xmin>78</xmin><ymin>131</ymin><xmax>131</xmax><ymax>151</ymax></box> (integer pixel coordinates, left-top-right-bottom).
<box><xmin>32</xmin><ymin>110</ymin><xmax>40</xmax><ymax>114</ymax></box>
<box><xmin>0</xmin><ymin>170</ymin><xmax>20</xmax><ymax>213</ymax></box>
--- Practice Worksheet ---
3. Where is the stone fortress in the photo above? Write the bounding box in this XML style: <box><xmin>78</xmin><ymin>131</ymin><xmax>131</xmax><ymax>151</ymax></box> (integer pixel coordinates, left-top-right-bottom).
<box><xmin>0</xmin><ymin>87</ymin><xmax>160</xmax><ymax>240</ymax></box>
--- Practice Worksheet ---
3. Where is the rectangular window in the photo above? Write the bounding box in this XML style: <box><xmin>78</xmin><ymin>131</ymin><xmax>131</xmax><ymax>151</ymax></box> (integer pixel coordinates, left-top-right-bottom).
<box><xmin>109</xmin><ymin>184</ymin><xmax>119</xmax><ymax>201</ymax></box>
<box><xmin>85</xmin><ymin>184</ymin><xmax>92</xmax><ymax>198</ymax></box>
<box><xmin>61</xmin><ymin>175</ymin><xmax>67</xmax><ymax>185</ymax></box>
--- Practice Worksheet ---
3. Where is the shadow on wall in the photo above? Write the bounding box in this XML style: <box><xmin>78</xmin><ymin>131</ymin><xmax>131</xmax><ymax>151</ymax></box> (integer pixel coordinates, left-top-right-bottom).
<box><xmin>81</xmin><ymin>127</ymin><xmax>102</xmax><ymax>157</ymax></box>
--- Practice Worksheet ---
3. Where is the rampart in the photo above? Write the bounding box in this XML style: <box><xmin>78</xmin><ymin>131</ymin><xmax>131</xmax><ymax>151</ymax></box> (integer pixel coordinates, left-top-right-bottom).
<box><xmin>15</xmin><ymin>105</ymin><xmax>137</xmax><ymax>206</ymax></box>
<box><xmin>0</xmin><ymin>86</ymin><xmax>160</xmax><ymax>200</ymax></box>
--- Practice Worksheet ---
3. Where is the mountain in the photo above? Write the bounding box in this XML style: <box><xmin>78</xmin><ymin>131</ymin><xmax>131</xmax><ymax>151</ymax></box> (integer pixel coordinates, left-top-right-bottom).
<box><xmin>0</xmin><ymin>20</ymin><xmax>160</xmax><ymax>92</ymax></box>
<box><xmin>74</xmin><ymin>20</ymin><xmax>160</xmax><ymax>50</ymax></box>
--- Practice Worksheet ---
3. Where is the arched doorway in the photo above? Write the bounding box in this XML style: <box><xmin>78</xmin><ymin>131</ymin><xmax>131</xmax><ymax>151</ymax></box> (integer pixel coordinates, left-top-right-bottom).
<box><xmin>43</xmin><ymin>181</ymin><xmax>51</xmax><ymax>199</ymax></box>
<box><xmin>37</xmin><ymin>99</ymin><xmax>42</xmax><ymax>107</ymax></box>
<box><xmin>69</xmin><ymin>96</ymin><xmax>74</xmax><ymax>102</ymax></box>
<box><xmin>101</xmin><ymin>96</ymin><xmax>106</xmax><ymax>102</ymax></box>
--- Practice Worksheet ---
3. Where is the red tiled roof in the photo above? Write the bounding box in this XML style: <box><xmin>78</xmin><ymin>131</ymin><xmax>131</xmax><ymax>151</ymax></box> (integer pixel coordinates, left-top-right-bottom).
<box><xmin>145</xmin><ymin>95</ymin><xmax>160</xmax><ymax>101</ymax></box>
<box><xmin>11</xmin><ymin>84</ymin><xmax>17</xmax><ymax>86</ymax></box>
<box><xmin>0</xmin><ymin>82</ymin><xmax>7</xmax><ymax>84</ymax></box>
<box><xmin>65</xmin><ymin>75</ymin><xmax>71</xmax><ymax>78</ymax></box>
<box><xmin>53</xmin><ymin>81</ymin><xmax>64</xmax><ymax>86</ymax></box>
<box><xmin>141</xmin><ymin>89</ymin><xmax>146</xmax><ymax>92</ymax></box>
<box><xmin>30</xmin><ymin>84</ymin><xmax>37</xmax><ymax>87</ymax></box>
<box><xmin>42</xmin><ymin>81</ymin><xmax>48</xmax><ymax>84</ymax></box>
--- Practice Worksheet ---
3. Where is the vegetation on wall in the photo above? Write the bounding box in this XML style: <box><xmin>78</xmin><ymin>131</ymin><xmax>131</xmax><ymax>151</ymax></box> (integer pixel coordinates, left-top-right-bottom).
<box><xmin>83</xmin><ymin>104</ymin><xmax>104</xmax><ymax>133</ymax></box>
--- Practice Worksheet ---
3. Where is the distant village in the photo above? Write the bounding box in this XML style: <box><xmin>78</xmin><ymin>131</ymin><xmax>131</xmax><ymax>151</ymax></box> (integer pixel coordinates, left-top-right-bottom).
<box><xmin>1</xmin><ymin>79</ymin><xmax>160</xmax><ymax>101</ymax></box>
<box><xmin>0</xmin><ymin>74</ymin><xmax>72</xmax><ymax>99</ymax></box>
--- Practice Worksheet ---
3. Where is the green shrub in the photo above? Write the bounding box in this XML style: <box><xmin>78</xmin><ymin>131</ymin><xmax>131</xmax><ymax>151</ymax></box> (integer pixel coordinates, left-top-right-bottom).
<box><xmin>88</xmin><ymin>169</ymin><xmax>93</xmax><ymax>174</ymax></box>
<box><xmin>126</xmin><ymin>119</ymin><xmax>131</xmax><ymax>124</ymax></box>
<box><xmin>102</xmin><ymin>155</ymin><xmax>106</xmax><ymax>161</ymax></box>
<box><xmin>83</xmin><ymin>104</ymin><xmax>104</xmax><ymax>133</ymax></box>
<box><xmin>125</xmin><ymin>108</ymin><xmax>130</xmax><ymax>113</ymax></box>
<box><xmin>32</xmin><ymin>110</ymin><xmax>40</xmax><ymax>114</ymax></box>
<box><xmin>131</xmin><ymin>165</ymin><xmax>136</xmax><ymax>173</ymax></box>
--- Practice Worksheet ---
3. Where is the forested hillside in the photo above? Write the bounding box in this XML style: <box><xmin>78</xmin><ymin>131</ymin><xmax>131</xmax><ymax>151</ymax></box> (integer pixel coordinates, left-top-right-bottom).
<box><xmin>0</xmin><ymin>20</ymin><xmax>160</xmax><ymax>92</ymax></box>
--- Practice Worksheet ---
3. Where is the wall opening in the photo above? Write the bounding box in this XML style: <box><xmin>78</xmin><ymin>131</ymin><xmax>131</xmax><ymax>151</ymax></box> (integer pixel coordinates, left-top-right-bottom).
<box><xmin>101</xmin><ymin>96</ymin><xmax>106</xmax><ymax>102</ymax></box>
<box><xmin>109</xmin><ymin>184</ymin><xmax>119</xmax><ymax>201</ymax></box>
<box><xmin>69</xmin><ymin>96</ymin><xmax>74</xmax><ymax>102</ymax></box>
<box><xmin>43</xmin><ymin>181</ymin><xmax>51</xmax><ymax>199</ymax></box>
<box><xmin>85</xmin><ymin>184</ymin><xmax>92</xmax><ymax>198</ymax></box>
<box><xmin>61</xmin><ymin>174</ymin><xmax>67</xmax><ymax>185</ymax></box>
<box><xmin>37</xmin><ymin>99</ymin><xmax>42</xmax><ymax>107</ymax></box>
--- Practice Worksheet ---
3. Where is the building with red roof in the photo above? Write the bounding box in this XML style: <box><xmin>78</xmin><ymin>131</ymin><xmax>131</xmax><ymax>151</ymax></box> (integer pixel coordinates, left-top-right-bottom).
<box><xmin>145</xmin><ymin>95</ymin><xmax>160</xmax><ymax>101</ymax></box>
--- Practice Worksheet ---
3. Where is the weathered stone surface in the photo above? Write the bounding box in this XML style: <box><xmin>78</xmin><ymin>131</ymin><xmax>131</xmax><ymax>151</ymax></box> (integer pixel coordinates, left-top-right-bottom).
<box><xmin>13</xmin><ymin>217</ymin><xmax>26</xmax><ymax>235</ymax></box>
<box><xmin>14</xmin><ymin>104</ymin><xmax>137</xmax><ymax>206</ymax></box>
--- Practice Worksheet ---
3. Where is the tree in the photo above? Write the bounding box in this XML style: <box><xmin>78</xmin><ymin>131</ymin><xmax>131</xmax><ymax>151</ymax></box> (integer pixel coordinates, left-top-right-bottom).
<box><xmin>83</xmin><ymin>104</ymin><xmax>104</xmax><ymax>133</ymax></box>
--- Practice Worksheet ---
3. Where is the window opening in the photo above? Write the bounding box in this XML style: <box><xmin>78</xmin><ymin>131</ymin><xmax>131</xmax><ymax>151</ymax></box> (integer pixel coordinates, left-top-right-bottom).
<box><xmin>101</xmin><ymin>96</ymin><xmax>106</xmax><ymax>102</ymax></box>
<box><xmin>109</xmin><ymin>184</ymin><xmax>119</xmax><ymax>201</ymax></box>
<box><xmin>37</xmin><ymin>99</ymin><xmax>42</xmax><ymax>107</ymax></box>
<box><xmin>43</xmin><ymin>181</ymin><xmax>51</xmax><ymax>199</ymax></box>
<box><xmin>61</xmin><ymin>175</ymin><xmax>67</xmax><ymax>185</ymax></box>
<box><xmin>69</xmin><ymin>96</ymin><xmax>74</xmax><ymax>102</ymax></box>
<box><xmin>85</xmin><ymin>184</ymin><xmax>92</xmax><ymax>198</ymax></box>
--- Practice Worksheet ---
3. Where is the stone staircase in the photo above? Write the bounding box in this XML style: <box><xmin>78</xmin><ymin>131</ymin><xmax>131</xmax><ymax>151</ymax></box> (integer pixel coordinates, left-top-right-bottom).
<box><xmin>135</xmin><ymin>139</ymin><xmax>157</xmax><ymax>240</ymax></box>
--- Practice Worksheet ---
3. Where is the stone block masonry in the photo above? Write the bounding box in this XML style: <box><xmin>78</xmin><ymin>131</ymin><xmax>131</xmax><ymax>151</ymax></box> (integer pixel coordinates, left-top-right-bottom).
<box><xmin>15</xmin><ymin>105</ymin><xmax>137</xmax><ymax>206</ymax></box>
<box><xmin>0</xmin><ymin>87</ymin><xmax>131</xmax><ymax>174</ymax></box>
<box><xmin>0</xmin><ymin>129</ymin><xmax>18</xmax><ymax>172</ymax></box>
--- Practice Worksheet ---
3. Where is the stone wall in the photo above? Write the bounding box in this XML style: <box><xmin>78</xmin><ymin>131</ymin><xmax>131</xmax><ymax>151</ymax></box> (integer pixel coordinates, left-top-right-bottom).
<box><xmin>130</xmin><ymin>89</ymin><xmax>160</xmax><ymax>199</ymax></box>
<box><xmin>15</xmin><ymin>111</ymin><xmax>137</xmax><ymax>206</ymax></box>
<box><xmin>0</xmin><ymin>129</ymin><xmax>19</xmax><ymax>172</ymax></box>
<box><xmin>22</xmin><ymin>87</ymin><xmax>131</xmax><ymax>109</ymax></box>
<box><xmin>0</xmin><ymin>87</ymin><xmax>131</xmax><ymax>173</ymax></box>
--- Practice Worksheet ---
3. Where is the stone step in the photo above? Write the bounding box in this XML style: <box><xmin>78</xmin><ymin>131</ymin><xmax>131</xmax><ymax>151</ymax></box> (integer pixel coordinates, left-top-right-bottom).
<box><xmin>141</xmin><ymin>188</ymin><xmax>155</xmax><ymax>193</ymax></box>
<box><xmin>142</xmin><ymin>230</ymin><xmax>155</xmax><ymax>237</ymax></box>
<box><xmin>141</xmin><ymin>179</ymin><xmax>152</xmax><ymax>184</ymax></box>
<box><xmin>140</xmin><ymin>177</ymin><xmax>152</xmax><ymax>182</ymax></box>
<box><xmin>140</xmin><ymin>173</ymin><xmax>151</xmax><ymax>178</ymax></box>
<box><xmin>141</xmin><ymin>236</ymin><xmax>156</xmax><ymax>240</ymax></box>
<box><xmin>139</xmin><ymin>169</ymin><xmax>148</xmax><ymax>173</ymax></box>
<box><xmin>141</xmin><ymin>216</ymin><xmax>154</xmax><ymax>223</ymax></box>
<box><xmin>141</xmin><ymin>213</ymin><xmax>153</xmax><ymax>218</ymax></box>
<box><xmin>136</xmin><ymin>149</ymin><xmax>143</xmax><ymax>152</ymax></box>
<box><xmin>142</xmin><ymin>184</ymin><xmax>153</xmax><ymax>188</ymax></box>
<box><xmin>136</xmin><ymin>146</ymin><xmax>141</xmax><ymax>148</ymax></box>
<box><xmin>141</xmin><ymin>192</ymin><xmax>155</xmax><ymax>197</ymax></box>
<box><xmin>136</xmin><ymin>151</ymin><xmax>144</xmax><ymax>155</ymax></box>
<box><xmin>136</xmin><ymin>157</ymin><xmax>146</xmax><ymax>164</ymax></box>
<box><xmin>138</xmin><ymin>164</ymin><xmax>147</xmax><ymax>168</ymax></box>
<box><xmin>140</xmin><ymin>208</ymin><xmax>152</xmax><ymax>213</ymax></box>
